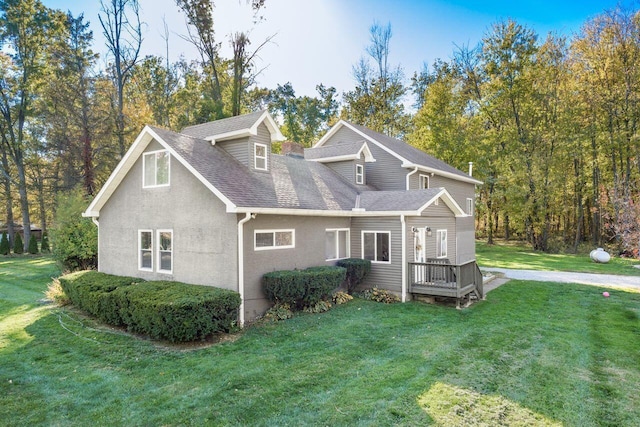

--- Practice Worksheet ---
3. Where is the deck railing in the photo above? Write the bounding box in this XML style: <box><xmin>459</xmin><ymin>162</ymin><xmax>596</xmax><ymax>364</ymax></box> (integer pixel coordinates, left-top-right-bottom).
<box><xmin>408</xmin><ymin>259</ymin><xmax>483</xmax><ymax>302</ymax></box>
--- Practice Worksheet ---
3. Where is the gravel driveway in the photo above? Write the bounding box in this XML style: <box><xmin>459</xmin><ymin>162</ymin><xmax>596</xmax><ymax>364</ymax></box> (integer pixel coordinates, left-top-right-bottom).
<box><xmin>484</xmin><ymin>268</ymin><xmax>640</xmax><ymax>292</ymax></box>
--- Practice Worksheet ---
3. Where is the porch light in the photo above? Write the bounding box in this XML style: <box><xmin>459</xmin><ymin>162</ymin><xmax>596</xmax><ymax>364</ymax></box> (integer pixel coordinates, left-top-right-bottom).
<box><xmin>426</xmin><ymin>227</ymin><xmax>432</xmax><ymax>237</ymax></box>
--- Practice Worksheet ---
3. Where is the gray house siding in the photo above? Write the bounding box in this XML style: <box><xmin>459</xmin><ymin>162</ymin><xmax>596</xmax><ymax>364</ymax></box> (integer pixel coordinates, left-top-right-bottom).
<box><xmin>326</xmin><ymin>160</ymin><xmax>356</xmax><ymax>184</ymax></box>
<box><xmin>407</xmin><ymin>205</ymin><xmax>457</xmax><ymax>263</ymax></box>
<box><xmin>98</xmin><ymin>139</ymin><xmax>238</xmax><ymax>289</ymax></box>
<box><xmin>409</xmin><ymin>172</ymin><xmax>475</xmax><ymax>210</ymax></box>
<box><xmin>242</xmin><ymin>215</ymin><xmax>351</xmax><ymax>320</ymax></box>
<box><xmin>350</xmin><ymin>216</ymin><xmax>403</xmax><ymax>295</ymax></box>
<box><xmin>456</xmin><ymin>216</ymin><xmax>476</xmax><ymax>264</ymax></box>
<box><xmin>249</xmin><ymin>123</ymin><xmax>272</xmax><ymax>171</ymax></box>
<box><xmin>218</xmin><ymin>136</ymin><xmax>250</xmax><ymax>167</ymax></box>
<box><xmin>323</xmin><ymin>125</ymin><xmax>365</xmax><ymax>146</ymax></box>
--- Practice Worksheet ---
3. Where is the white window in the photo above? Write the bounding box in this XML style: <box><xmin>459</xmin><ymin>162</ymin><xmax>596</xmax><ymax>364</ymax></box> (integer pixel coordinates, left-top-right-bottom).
<box><xmin>254</xmin><ymin>143</ymin><xmax>268</xmax><ymax>171</ymax></box>
<box><xmin>157</xmin><ymin>230</ymin><xmax>173</xmax><ymax>273</ymax></box>
<box><xmin>419</xmin><ymin>174</ymin><xmax>430</xmax><ymax>189</ymax></box>
<box><xmin>466</xmin><ymin>198</ymin><xmax>474</xmax><ymax>215</ymax></box>
<box><xmin>143</xmin><ymin>150</ymin><xmax>170</xmax><ymax>188</ymax></box>
<box><xmin>326</xmin><ymin>229</ymin><xmax>350</xmax><ymax>260</ymax></box>
<box><xmin>255</xmin><ymin>229</ymin><xmax>294</xmax><ymax>250</ymax></box>
<box><xmin>436</xmin><ymin>229</ymin><xmax>448</xmax><ymax>259</ymax></box>
<box><xmin>355</xmin><ymin>164</ymin><xmax>364</xmax><ymax>185</ymax></box>
<box><xmin>139</xmin><ymin>230</ymin><xmax>153</xmax><ymax>271</ymax></box>
<box><xmin>362</xmin><ymin>231</ymin><xmax>390</xmax><ymax>263</ymax></box>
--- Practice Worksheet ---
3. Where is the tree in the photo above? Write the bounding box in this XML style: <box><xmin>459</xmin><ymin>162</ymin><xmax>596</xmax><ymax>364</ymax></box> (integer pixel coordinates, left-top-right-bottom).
<box><xmin>40</xmin><ymin>231</ymin><xmax>50</xmax><ymax>252</ymax></box>
<box><xmin>13</xmin><ymin>233</ymin><xmax>23</xmax><ymax>254</ymax></box>
<box><xmin>28</xmin><ymin>234</ymin><xmax>38</xmax><ymax>254</ymax></box>
<box><xmin>0</xmin><ymin>232</ymin><xmax>9</xmax><ymax>255</ymax></box>
<box><xmin>99</xmin><ymin>0</ymin><xmax>142</xmax><ymax>157</ymax></box>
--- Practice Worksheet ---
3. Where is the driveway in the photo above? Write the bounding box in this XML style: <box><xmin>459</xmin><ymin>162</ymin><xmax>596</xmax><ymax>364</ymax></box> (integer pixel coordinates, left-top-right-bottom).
<box><xmin>483</xmin><ymin>268</ymin><xmax>640</xmax><ymax>292</ymax></box>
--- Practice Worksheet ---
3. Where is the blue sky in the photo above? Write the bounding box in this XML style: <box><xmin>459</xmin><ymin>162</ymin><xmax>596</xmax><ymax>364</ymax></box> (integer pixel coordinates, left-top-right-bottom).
<box><xmin>45</xmin><ymin>0</ymin><xmax>619</xmax><ymax>101</ymax></box>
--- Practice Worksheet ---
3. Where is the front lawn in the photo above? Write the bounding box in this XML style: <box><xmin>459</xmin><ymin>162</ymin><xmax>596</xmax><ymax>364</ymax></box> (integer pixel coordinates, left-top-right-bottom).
<box><xmin>2</xmin><ymin>256</ymin><xmax>639</xmax><ymax>425</ymax></box>
<box><xmin>477</xmin><ymin>240</ymin><xmax>640</xmax><ymax>276</ymax></box>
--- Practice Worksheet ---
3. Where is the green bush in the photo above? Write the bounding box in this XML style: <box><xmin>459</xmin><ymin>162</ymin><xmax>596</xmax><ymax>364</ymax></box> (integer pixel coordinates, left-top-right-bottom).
<box><xmin>58</xmin><ymin>271</ymin><xmax>142</xmax><ymax>325</ymax></box>
<box><xmin>336</xmin><ymin>258</ymin><xmax>371</xmax><ymax>294</ymax></box>
<box><xmin>51</xmin><ymin>189</ymin><xmax>97</xmax><ymax>271</ymax></box>
<box><xmin>263</xmin><ymin>302</ymin><xmax>294</xmax><ymax>322</ymax></box>
<box><xmin>0</xmin><ymin>232</ymin><xmax>9</xmax><ymax>255</ymax></box>
<box><xmin>28</xmin><ymin>235</ymin><xmax>39</xmax><ymax>254</ymax></box>
<box><xmin>40</xmin><ymin>231</ymin><xmax>50</xmax><ymax>252</ymax></box>
<box><xmin>263</xmin><ymin>266</ymin><xmax>346</xmax><ymax>310</ymax></box>
<box><xmin>120</xmin><ymin>281</ymin><xmax>240</xmax><ymax>342</ymax></box>
<box><xmin>13</xmin><ymin>233</ymin><xmax>23</xmax><ymax>254</ymax></box>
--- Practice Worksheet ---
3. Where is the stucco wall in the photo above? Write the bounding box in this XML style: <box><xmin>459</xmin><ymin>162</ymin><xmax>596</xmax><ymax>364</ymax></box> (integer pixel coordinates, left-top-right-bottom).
<box><xmin>98</xmin><ymin>139</ymin><xmax>238</xmax><ymax>290</ymax></box>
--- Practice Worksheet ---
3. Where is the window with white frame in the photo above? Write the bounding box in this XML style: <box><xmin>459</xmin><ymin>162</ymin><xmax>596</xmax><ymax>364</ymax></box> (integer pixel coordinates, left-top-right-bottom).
<box><xmin>139</xmin><ymin>230</ymin><xmax>153</xmax><ymax>271</ymax></box>
<box><xmin>157</xmin><ymin>230</ymin><xmax>173</xmax><ymax>273</ymax></box>
<box><xmin>255</xmin><ymin>229</ymin><xmax>294</xmax><ymax>250</ymax></box>
<box><xmin>419</xmin><ymin>174</ymin><xmax>430</xmax><ymax>189</ymax></box>
<box><xmin>355</xmin><ymin>164</ymin><xmax>364</xmax><ymax>185</ymax></box>
<box><xmin>466</xmin><ymin>198</ymin><xmax>474</xmax><ymax>215</ymax></box>
<box><xmin>326</xmin><ymin>229</ymin><xmax>349</xmax><ymax>260</ymax></box>
<box><xmin>436</xmin><ymin>229</ymin><xmax>448</xmax><ymax>258</ymax></box>
<box><xmin>362</xmin><ymin>231</ymin><xmax>390</xmax><ymax>263</ymax></box>
<box><xmin>254</xmin><ymin>143</ymin><xmax>268</xmax><ymax>171</ymax></box>
<box><xmin>143</xmin><ymin>150</ymin><xmax>170</xmax><ymax>188</ymax></box>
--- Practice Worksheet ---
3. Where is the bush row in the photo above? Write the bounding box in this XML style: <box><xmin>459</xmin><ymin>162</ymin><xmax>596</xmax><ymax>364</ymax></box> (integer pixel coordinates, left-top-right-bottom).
<box><xmin>59</xmin><ymin>271</ymin><xmax>240</xmax><ymax>342</ymax></box>
<box><xmin>336</xmin><ymin>258</ymin><xmax>371</xmax><ymax>294</ymax></box>
<box><xmin>262</xmin><ymin>266</ymin><xmax>346</xmax><ymax>309</ymax></box>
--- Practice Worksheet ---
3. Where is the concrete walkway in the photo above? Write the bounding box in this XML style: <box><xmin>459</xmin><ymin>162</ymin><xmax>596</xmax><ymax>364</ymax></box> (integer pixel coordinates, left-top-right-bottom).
<box><xmin>483</xmin><ymin>268</ymin><xmax>640</xmax><ymax>292</ymax></box>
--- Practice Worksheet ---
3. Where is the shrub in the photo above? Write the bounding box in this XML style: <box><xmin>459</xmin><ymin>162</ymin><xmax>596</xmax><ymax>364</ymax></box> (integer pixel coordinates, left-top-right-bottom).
<box><xmin>13</xmin><ymin>233</ymin><xmax>23</xmax><ymax>254</ymax></box>
<box><xmin>333</xmin><ymin>291</ymin><xmax>353</xmax><ymax>305</ymax></box>
<box><xmin>360</xmin><ymin>287</ymin><xmax>400</xmax><ymax>304</ymax></box>
<box><xmin>336</xmin><ymin>258</ymin><xmax>371</xmax><ymax>294</ymax></box>
<box><xmin>0</xmin><ymin>232</ymin><xmax>9</xmax><ymax>255</ymax></box>
<box><xmin>263</xmin><ymin>303</ymin><xmax>294</xmax><ymax>322</ymax></box>
<box><xmin>51</xmin><ymin>188</ymin><xmax>97</xmax><ymax>271</ymax></box>
<box><xmin>40</xmin><ymin>231</ymin><xmax>50</xmax><ymax>252</ymax></box>
<box><xmin>263</xmin><ymin>266</ymin><xmax>346</xmax><ymax>310</ymax></box>
<box><xmin>303</xmin><ymin>300</ymin><xmax>332</xmax><ymax>313</ymax></box>
<box><xmin>119</xmin><ymin>281</ymin><xmax>241</xmax><ymax>342</ymax></box>
<box><xmin>44</xmin><ymin>278</ymin><xmax>71</xmax><ymax>306</ymax></box>
<box><xmin>28</xmin><ymin>235</ymin><xmax>39</xmax><ymax>254</ymax></box>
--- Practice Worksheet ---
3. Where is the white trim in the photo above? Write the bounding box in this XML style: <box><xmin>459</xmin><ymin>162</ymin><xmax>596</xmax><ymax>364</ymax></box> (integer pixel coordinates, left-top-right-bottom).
<box><xmin>254</xmin><ymin>229</ymin><xmax>295</xmax><ymax>251</ymax></box>
<box><xmin>402</xmin><ymin>162</ymin><xmax>483</xmax><ymax>185</ymax></box>
<box><xmin>142</xmin><ymin>149</ymin><xmax>171</xmax><ymax>188</ymax></box>
<box><xmin>355</xmin><ymin>164</ymin><xmax>364</xmax><ymax>185</ymax></box>
<box><xmin>138</xmin><ymin>229</ymin><xmax>153</xmax><ymax>272</ymax></box>
<box><xmin>254</xmin><ymin>142</ymin><xmax>268</xmax><ymax>171</ymax></box>
<box><xmin>157</xmin><ymin>229</ymin><xmax>173</xmax><ymax>274</ymax></box>
<box><xmin>400</xmin><ymin>215</ymin><xmax>407</xmax><ymax>302</ymax></box>
<box><xmin>361</xmin><ymin>230</ymin><xmax>391</xmax><ymax>264</ymax></box>
<box><xmin>466</xmin><ymin>197</ymin><xmax>474</xmax><ymax>216</ymax></box>
<box><xmin>307</xmin><ymin>143</ymin><xmax>376</xmax><ymax>163</ymax></box>
<box><xmin>237</xmin><ymin>213</ymin><xmax>254</xmax><ymax>327</ymax></box>
<box><xmin>205</xmin><ymin>110</ymin><xmax>286</xmax><ymax>144</ymax></box>
<box><xmin>419</xmin><ymin>174</ymin><xmax>430</xmax><ymax>190</ymax></box>
<box><xmin>436</xmin><ymin>229</ymin><xmax>448</xmax><ymax>259</ymax></box>
<box><xmin>406</xmin><ymin>166</ymin><xmax>419</xmax><ymax>190</ymax></box>
<box><xmin>325</xmin><ymin>228</ymin><xmax>350</xmax><ymax>261</ymax></box>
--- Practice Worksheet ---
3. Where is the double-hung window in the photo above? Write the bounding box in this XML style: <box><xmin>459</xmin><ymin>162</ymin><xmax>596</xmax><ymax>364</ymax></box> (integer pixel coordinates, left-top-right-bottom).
<box><xmin>143</xmin><ymin>150</ymin><xmax>170</xmax><ymax>187</ymax></box>
<box><xmin>466</xmin><ymin>198</ymin><xmax>474</xmax><ymax>216</ymax></box>
<box><xmin>254</xmin><ymin>143</ymin><xmax>268</xmax><ymax>171</ymax></box>
<box><xmin>255</xmin><ymin>229</ymin><xmax>294</xmax><ymax>250</ymax></box>
<box><xmin>419</xmin><ymin>174</ymin><xmax>430</xmax><ymax>189</ymax></box>
<box><xmin>355</xmin><ymin>164</ymin><xmax>364</xmax><ymax>185</ymax></box>
<box><xmin>139</xmin><ymin>230</ymin><xmax>153</xmax><ymax>271</ymax></box>
<box><xmin>436</xmin><ymin>229</ymin><xmax>448</xmax><ymax>258</ymax></box>
<box><xmin>326</xmin><ymin>229</ymin><xmax>349</xmax><ymax>260</ymax></box>
<box><xmin>362</xmin><ymin>231</ymin><xmax>390</xmax><ymax>263</ymax></box>
<box><xmin>157</xmin><ymin>230</ymin><xmax>173</xmax><ymax>273</ymax></box>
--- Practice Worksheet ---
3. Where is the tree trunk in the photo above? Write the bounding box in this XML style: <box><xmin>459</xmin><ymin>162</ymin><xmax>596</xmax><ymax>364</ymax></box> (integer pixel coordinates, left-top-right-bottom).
<box><xmin>15</xmin><ymin>156</ymin><xmax>30</xmax><ymax>252</ymax></box>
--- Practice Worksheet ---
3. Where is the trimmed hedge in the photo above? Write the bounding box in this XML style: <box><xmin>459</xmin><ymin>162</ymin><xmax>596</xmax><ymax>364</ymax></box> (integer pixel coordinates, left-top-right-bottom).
<box><xmin>58</xmin><ymin>272</ymin><xmax>241</xmax><ymax>342</ymax></box>
<box><xmin>336</xmin><ymin>258</ymin><xmax>371</xmax><ymax>294</ymax></box>
<box><xmin>263</xmin><ymin>266</ymin><xmax>346</xmax><ymax>309</ymax></box>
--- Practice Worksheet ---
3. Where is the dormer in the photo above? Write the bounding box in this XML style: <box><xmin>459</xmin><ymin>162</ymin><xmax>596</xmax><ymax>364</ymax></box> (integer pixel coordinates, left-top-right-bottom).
<box><xmin>304</xmin><ymin>141</ymin><xmax>375</xmax><ymax>186</ymax></box>
<box><xmin>180</xmin><ymin>110</ymin><xmax>285</xmax><ymax>172</ymax></box>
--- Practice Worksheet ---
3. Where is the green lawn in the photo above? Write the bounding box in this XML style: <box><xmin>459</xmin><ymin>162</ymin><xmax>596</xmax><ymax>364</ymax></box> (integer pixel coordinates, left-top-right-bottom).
<box><xmin>477</xmin><ymin>240</ymin><xmax>640</xmax><ymax>276</ymax></box>
<box><xmin>2</xmin><ymin>256</ymin><xmax>640</xmax><ymax>426</ymax></box>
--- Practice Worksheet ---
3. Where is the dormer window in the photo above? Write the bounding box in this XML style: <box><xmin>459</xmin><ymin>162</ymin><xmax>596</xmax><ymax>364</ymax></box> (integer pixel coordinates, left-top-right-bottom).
<box><xmin>143</xmin><ymin>150</ymin><xmax>170</xmax><ymax>188</ymax></box>
<box><xmin>419</xmin><ymin>174</ymin><xmax>430</xmax><ymax>189</ymax></box>
<box><xmin>254</xmin><ymin>143</ymin><xmax>268</xmax><ymax>171</ymax></box>
<box><xmin>355</xmin><ymin>164</ymin><xmax>364</xmax><ymax>185</ymax></box>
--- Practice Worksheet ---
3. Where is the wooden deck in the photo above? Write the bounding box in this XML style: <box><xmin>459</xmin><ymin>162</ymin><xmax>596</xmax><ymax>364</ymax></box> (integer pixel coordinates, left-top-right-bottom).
<box><xmin>408</xmin><ymin>259</ymin><xmax>483</xmax><ymax>308</ymax></box>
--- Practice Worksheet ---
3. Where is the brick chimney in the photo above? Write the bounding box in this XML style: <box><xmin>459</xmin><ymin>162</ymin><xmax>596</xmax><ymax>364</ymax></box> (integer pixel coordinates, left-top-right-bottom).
<box><xmin>281</xmin><ymin>141</ymin><xmax>305</xmax><ymax>158</ymax></box>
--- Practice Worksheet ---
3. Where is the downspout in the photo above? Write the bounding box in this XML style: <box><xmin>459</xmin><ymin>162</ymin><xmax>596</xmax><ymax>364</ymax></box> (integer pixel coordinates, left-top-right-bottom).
<box><xmin>406</xmin><ymin>166</ymin><xmax>419</xmax><ymax>190</ymax></box>
<box><xmin>91</xmin><ymin>218</ymin><xmax>99</xmax><ymax>227</ymax></box>
<box><xmin>401</xmin><ymin>214</ymin><xmax>407</xmax><ymax>303</ymax></box>
<box><xmin>237</xmin><ymin>212</ymin><xmax>254</xmax><ymax>327</ymax></box>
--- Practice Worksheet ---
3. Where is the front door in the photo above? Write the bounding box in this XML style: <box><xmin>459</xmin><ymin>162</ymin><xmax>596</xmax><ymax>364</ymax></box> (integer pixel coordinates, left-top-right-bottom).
<box><xmin>414</xmin><ymin>227</ymin><xmax>426</xmax><ymax>283</ymax></box>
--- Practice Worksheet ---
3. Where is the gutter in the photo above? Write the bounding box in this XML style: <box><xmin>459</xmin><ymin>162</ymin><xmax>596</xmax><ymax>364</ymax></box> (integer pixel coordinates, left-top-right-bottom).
<box><xmin>401</xmin><ymin>214</ymin><xmax>407</xmax><ymax>302</ymax></box>
<box><xmin>237</xmin><ymin>212</ymin><xmax>255</xmax><ymax>327</ymax></box>
<box><xmin>406</xmin><ymin>166</ymin><xmax>419</xmax><ymax>190</ymax></box>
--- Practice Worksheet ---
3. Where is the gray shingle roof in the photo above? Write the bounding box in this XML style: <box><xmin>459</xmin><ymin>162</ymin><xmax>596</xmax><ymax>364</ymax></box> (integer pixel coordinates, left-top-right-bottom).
<box><xmin>346</xmin><ymin>122</ymin><xmax>472</xmax><ymax>180</ymax></box>
<box><xmin>149</xmin><ymin>125</ymin><xmax>361</xmax><ymax>211</ymax></box>
<box><xmin>180</xmin><ymin>110</ymin><xmax>266</xmax><ymax>139</ymax></box>
<box><xmin>304</xmin><ymin>140</ymin><xmax>367</xmax><ymax>161</ymax></box>
<box><xmin>358</xmin><ymin>189</ymin><xmax>442</xmax><ymax>211</ymax></box>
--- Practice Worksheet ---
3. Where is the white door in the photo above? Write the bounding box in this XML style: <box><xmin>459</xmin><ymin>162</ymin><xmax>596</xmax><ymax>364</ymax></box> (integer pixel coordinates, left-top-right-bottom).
<box><xmin>414</xmin><ymin>228</ymin><xmax>426</xmax><ymax>283</ymax></box>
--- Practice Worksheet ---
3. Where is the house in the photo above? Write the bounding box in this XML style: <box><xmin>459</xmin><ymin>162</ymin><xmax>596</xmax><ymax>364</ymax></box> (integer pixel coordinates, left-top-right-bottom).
<box><xmin>83</xmin><ymin>110</ymin><xmax>483</xmax><ymax>325</ymax></box>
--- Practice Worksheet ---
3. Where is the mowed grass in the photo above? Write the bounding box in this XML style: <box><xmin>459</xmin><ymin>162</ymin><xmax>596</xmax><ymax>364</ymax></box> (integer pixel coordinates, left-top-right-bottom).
<box><xmin>477</xmin><ymin>240</ymin><xmax>640</xmax><ymax>276</ymax></box>
<box><xmin>2</xmin><ymin>257</ymin><xmax>640</xmax><ymax>426</ymax></box>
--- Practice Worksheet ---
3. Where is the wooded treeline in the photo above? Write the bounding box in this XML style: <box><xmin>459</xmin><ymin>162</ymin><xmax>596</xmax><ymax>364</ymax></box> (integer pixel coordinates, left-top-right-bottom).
<box><xmin>1</xmin><ymin>0</ymin><xmax>639</xmax><ymax>255</ymax></box>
